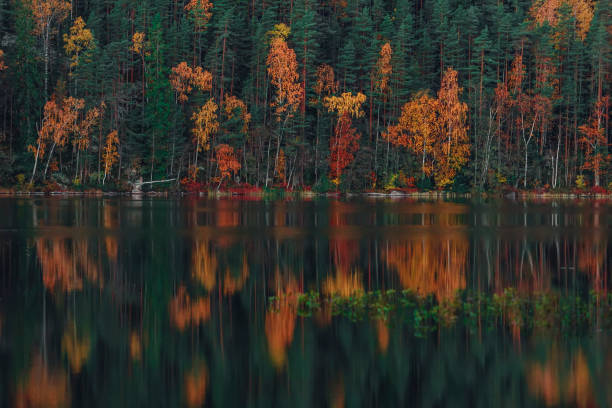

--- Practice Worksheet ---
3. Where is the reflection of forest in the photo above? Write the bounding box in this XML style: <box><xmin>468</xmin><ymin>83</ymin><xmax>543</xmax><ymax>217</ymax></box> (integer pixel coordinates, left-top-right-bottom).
<box><xmin>3</xmin><ymin>198</ymin><xmax>612</xmax><ymax>406</ymax></box>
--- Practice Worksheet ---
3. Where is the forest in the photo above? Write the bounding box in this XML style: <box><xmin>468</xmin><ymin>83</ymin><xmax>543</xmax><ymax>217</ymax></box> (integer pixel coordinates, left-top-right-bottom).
<box><xmin>0</xmin><ymin>0</ymin><xmax>610</xmax><ymax>192</ymax></box>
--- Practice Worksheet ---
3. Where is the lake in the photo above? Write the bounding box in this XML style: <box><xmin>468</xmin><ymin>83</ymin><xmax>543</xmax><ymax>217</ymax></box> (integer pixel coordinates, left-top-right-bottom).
<box><xmin>0</xmin><ymin>196</ymin><xmax>611</xmax><ymax>407</ymax></box>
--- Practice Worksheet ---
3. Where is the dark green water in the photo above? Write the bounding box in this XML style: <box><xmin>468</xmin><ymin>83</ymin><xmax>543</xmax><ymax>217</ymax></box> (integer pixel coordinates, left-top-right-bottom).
<box><xmin>1</xmin><ymin>197</ymin><xmax>611</xmax><ymax>407</ymax></box>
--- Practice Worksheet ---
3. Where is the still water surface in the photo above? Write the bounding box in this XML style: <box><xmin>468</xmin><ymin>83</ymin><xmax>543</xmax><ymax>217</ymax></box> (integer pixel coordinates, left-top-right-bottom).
<box><xmin>0</xmin><ymin>197</ymin><xmax>611</xmax><ymax>407</ymax></box>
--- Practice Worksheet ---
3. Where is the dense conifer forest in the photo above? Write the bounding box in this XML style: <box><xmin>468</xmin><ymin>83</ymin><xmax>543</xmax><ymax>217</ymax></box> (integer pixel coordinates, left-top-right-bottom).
<box><xmin>0</xmin><ymin>0</ymin><xmax>609</xmax><ymax>192</ymax></box>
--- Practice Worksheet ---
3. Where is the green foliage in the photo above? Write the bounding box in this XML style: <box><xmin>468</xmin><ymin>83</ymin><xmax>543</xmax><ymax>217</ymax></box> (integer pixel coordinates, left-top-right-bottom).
<box><xmin>288</xmin><ymin>289</ymin><xmax>612</xmax><ymax>336</ymax></box>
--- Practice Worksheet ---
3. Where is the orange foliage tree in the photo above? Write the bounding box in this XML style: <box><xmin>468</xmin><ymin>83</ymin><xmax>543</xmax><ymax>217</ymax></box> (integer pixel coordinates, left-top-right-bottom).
<box><xmin>102</xmin><ymin>130</ymin><xmax>119</xmax><ymax>184</ymax></box>
<box><xmin>29</xmin><ymin>95</ymin><xmax>83</xmax><ymax>182</ymax></box>
<box><xmin>267</xmin><ymin>27</ymin><xmax>302</xmax><ymax>118</ymax></box>
<box><xmin>329</xmin><ymin>113</ymin><xmax>361</xmax><ymax>184</ymax></box>
<box><xmin>578</xmin><ymin>96</ymin><xmax>610</xmax><ymax>187</ymax></box>
<box><xmin>383</xmin><ymin>91</ymin><xmax>438</xmax><ymax>180</ymax></box>
<box><xmin>324</xmin><ymin>92</ymin><xmax>366</xmax><ymax>185</ymax></box>
<box><xmin>214</xmin><ymin>144</ymin><xmax>241</xmax><ymax>188</ymax></box>
<box><xmin>529</xmin><ymin>0</ymin><xmax>594</xmax><ymax>40</ymax></box>
<box><xmin>375</xmin><ymin>42</ymin><xmax>392</xmax><ymax>98</ymax></box>
<box><xmin>170</xmin><ymin>61</ymin><xmax>212</xmax><ymax>103</ymax></box>
<box><xmin>384</xmin><ymin>68</ymin><xmax>469</xmax><ymax>188</ymax></box>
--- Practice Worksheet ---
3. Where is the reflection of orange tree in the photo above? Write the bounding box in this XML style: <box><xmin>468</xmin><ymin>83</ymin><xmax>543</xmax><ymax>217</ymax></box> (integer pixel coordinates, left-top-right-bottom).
<box><xmin>323</xmin><ymin>268</ymin><xmax>363</xmax><ymax>297</ymax></box>
<box><xmin>61</xmin><ymin>321</ymin><xmax>90</xmax><ymax>374</ymax></box>
<box><xmin>265</xmin><ymin>278</ymin><xmax>300</xmax><ymax>369</ymax></box>
<box><xmin>375</xmin><ymin>320</ymin><xmax>389</xmax><ymax>354</ymax></box>
<box><xmin>130</xmin><ymin>331</ymin><xmax>142</xmax><ymax>361</ymax></box>
<box><xmin>192</xmin><ymin>240</ymin><xmax>217</xmax><ymax>291</ymax></box>
<box><xmin>192</xmin><ymin>239</ymin><xmax>249</xmax><ymax>296</ymax></box>
<box><xmin>330</xmin><ymin>374</ymin><xmax>344</xmax><ymax>408</ymax></box>
<box><xmin>223</xmin><ymin>252</ymin><xmax>250</xmax><ymax>296</ymax></box>
<box><xmin>215</xmin><ymin>200</ymin><xmax>239</xmax><ymax>247</ymax></box>
<box><xmin>14</xmin><ymin>354</ymin><xmax>69</xmax><ymax>408</ymax></box>
<box><xmin>329</xmin><ymin>201</ymin><xmax>359</xmax><ymax>272</ymax></box>
<box><xmin>103</xmin><ymin>203</ymin><xmax>118</xmax><ymax>261</ymax></box>
<box><xmin>577</xmin><ymin>235</ymin><xmax>607</xmax><ymax>293</ymax></box>
<box><xmin>35</xmin><ymin>238</ymin><xmax>102</xmax><ymax>294</ymax></box>
<box><xmin>169</xmin><ymin>286</ymin><xmax>211</xmax><ymax>331</ymax></box>
<box><xmin>528</xmin><ymin>346</ymin><xmax>594</xmax><ymax>408</ymax></box>
<box><xmin>184</xmin><ymin>362</ymin><xmax>208</xmax><ymax>407</ymax></box>
<box><xmin>382</xmin><ymin>238</ymin><xmax>467</xmax><ymax>300</ymax></box>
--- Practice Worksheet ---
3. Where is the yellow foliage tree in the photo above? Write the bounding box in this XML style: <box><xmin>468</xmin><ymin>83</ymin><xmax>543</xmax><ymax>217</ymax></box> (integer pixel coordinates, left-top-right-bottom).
<box><xmin>63</xmin><ymin>17</ymin><xmax>95</xmax><ymax>69</ymax></box>
<box><xmin>266</xmin><ymin>34</ymin><xmax>302</xmax><ymax>186</ymax></box>
<box><xmin>436</xmin><ymin>68</ymin><xmax>470</xmax><ymax>188</ymax></box>
<box><xmin>130</xmin><ymin>32</ymin><xmax>147</xmax><ymax>55</ymax></box>
<box><xmin>323</xmin><ymin>92</ymin><xmax>367</xmax><ymax>118</ymax></box>
<box><xmin>267</xmin><ymin>23</ymin><xmax>291</xmax><ymax>41</ymax></box>
<box><xmin>102</xmin><ymin>130</ymin><xmax>119</xmax><ymax>185</ymax></box>
<box><xmin>192</xmin><ymin>99</ymin><xmax>219</xmax><ymax>176</ymax></box>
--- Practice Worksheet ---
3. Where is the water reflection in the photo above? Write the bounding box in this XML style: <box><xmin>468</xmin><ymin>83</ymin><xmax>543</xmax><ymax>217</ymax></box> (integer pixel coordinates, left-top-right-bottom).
<box><xmin>2</xmin><ymin>197</ymin><xmax>612</xmax><ymax>406</ymax></box>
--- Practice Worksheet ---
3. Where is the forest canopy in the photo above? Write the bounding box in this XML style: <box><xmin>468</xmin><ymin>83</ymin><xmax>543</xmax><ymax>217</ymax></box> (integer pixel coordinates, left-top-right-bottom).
<box><xmin>0</xmin><ymin>0</ymin><xmax>610</xmax><ymax>191</ymax></box>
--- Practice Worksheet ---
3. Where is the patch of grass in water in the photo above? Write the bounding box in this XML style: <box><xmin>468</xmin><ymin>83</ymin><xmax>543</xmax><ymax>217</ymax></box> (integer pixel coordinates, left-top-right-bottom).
<box><xmin>269</xmin><ymin>289</ymin><xmax>612</xmax><ymax>337</ymax></box>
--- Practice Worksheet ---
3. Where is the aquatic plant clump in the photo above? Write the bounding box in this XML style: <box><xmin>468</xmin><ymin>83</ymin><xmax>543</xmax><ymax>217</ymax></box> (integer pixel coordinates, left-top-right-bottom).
<box><xmin>268</xmin><ymin>289</ymin><xmax>612</xmax><ymax>337</ymax></box>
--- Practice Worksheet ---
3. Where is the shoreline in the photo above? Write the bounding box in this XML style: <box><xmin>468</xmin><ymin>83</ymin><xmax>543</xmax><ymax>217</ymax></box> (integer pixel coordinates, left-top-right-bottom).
<box><xmin>1</xmin><ymin>188</ymin><xmax>612</xmax><ymax>200</ymax></box>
